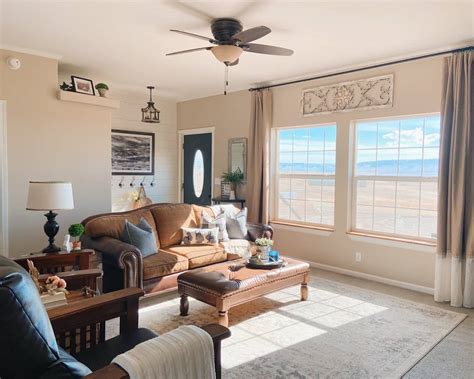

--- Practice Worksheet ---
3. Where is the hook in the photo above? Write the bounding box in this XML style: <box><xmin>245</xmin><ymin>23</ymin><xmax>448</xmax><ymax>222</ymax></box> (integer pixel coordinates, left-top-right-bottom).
<box><xmin>118</xmin><ymin>176</ymin><xmax>125</xmax><ymax>188</ymax></box>
<box><xmin>140</xmin><ymin>176</ymin><xmax>146</xmax><ymax>187</ymax></box>
<box><xmin>130</xmin><ymin>176</ymin><xmax>136</xmax><ymax>187</ymax></box>
<box><xmin>150</xmin><ymin>175</ymin><xmax>155</xmax><ymax>187</ymax></box>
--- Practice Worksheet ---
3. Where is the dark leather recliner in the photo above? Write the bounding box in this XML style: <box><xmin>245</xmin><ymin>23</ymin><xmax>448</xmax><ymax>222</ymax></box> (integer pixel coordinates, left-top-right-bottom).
<box><xmin>0</xmin><ymin>255</ymin><xmax>91</xmax><ymax>378</ymax></box>
<box><xmin>0</xmin><ymin>255</ymin><xmax>230</xmax><ymax>379</ymax></box>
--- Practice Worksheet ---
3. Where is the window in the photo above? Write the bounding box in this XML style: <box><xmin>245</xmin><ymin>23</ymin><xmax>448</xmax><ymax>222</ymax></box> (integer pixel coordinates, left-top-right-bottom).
<box><xmin>274</xmin><ymin>124</ymin><xmax>336</xmax><ymax>227</ymax></box>
<box><xmin>352</xmin><ymin>114</ymin><xmax>440</xmax><ymax>241</ymax></box>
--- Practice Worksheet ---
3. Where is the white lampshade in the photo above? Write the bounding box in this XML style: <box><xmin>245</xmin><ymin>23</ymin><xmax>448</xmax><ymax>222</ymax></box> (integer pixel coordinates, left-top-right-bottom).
<box><xmin>26</xmin><ymin>181</ymin><xmax>74</xmax><ymax>211</ymax></box>
<box><xmin>211</xmin><ymin>45</ymin><xmax>243</xmax><ymax>64</ymax></box>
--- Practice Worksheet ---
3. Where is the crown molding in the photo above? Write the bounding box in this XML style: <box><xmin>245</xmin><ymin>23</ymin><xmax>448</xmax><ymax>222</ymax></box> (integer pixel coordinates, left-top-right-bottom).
<box><xmin>0</xmin><ymin>44</ymin><xmax>63</xmax><ymax>60</ymax></box>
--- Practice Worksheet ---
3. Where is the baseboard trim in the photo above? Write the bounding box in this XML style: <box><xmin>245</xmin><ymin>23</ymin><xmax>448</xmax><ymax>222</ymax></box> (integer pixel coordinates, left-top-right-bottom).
<box><xmin>290</xmin><ymin>257</ymin><xmax>434</xmax><ymax>295</ymax></box>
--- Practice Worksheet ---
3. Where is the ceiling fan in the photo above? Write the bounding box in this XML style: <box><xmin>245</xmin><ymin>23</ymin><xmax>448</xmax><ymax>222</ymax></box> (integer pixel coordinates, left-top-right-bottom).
<box><xmin>166</xmin><ymin>18</ymin><xmax>294</xmax><ymax>66</ymax></box>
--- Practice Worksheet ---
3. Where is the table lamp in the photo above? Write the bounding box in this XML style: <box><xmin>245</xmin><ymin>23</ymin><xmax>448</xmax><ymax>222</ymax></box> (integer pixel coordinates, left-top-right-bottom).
<box><xmin>26</xmin><ymin>181</ymin><xmax>75</xmax><ymax>253</ymax></box>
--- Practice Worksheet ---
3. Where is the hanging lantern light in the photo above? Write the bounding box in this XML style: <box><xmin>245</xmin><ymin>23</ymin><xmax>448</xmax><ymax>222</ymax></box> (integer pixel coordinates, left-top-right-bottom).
<box><xmin>141</xmin><ymin>86</ymin><xmax>160</xmax><ymax>123</ymax></box>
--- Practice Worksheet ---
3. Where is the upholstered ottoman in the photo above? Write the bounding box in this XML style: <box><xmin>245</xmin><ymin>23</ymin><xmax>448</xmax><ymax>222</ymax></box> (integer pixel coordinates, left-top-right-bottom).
<box><xmin>177</xmin><ymin>258</ymin><xmax>310</xmax><ymax>327</ymax></box>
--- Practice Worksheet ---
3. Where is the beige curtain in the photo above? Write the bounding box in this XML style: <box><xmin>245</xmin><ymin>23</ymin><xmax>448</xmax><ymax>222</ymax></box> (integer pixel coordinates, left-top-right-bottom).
<box><xmin>247</xmin><ymin>89</ymin><xmax>273</xmax><ymax>223</ymax></box>
<box><xmin>435</xmin><ymin>50</ymin><xmax>473</xmax><ymax>308</ymax></box>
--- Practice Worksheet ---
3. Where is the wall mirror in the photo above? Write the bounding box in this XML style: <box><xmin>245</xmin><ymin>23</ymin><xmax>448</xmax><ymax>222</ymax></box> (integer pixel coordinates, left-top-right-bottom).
<box><xmin>228</xmin><ymin>137</ymin><xmax>247</xmax><ymax>182</ymax></box>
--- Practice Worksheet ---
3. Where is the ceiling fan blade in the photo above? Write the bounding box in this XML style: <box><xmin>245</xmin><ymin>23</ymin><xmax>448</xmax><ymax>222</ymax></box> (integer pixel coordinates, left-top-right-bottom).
<box><xmin>244</xmin><ymin>43</ymin><xmax>293</xmax><ymax>56</ymax></box>
<box><xmin>229</xmin><ymin>58</ymin><xmax>239</xmax><ymax>66</ymax></box>
<box><xmin>170</xmin><ymin>29</ymin><xmax>218</xmax><ymax>44</ymax></box>
<box><xmin>232</xmin><ymin>26</ymin><xmax>271</xmax><ymax>43</ymax></box>
<box><xmin>166</xmin><ymin>47</ymin><xmax>211</xmax><ymax>56</ymax></box>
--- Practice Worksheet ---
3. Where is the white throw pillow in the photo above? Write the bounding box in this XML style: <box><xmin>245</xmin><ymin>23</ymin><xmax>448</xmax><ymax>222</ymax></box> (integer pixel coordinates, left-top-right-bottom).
<box><xmin>225</xmin><ymin>207</ymin><xmax>248</xmax><ymax>239</ymax></box>
<box><xmin>201</xmin><ymin>210</ymin><xmax>229</xmax><ymax>242</ymax></box>
<box><xmin>181</xmin><ymin>227</ymin><xmax>219</xmax><ymax>245</ymax></box>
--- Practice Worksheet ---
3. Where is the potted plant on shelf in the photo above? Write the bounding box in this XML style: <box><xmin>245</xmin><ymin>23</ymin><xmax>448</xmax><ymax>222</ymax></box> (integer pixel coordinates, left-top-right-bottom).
<box><xmin>68</xmin><ymin>223</ymin><xmax>85</xmax><ymax>251</ymax></box>
<box><xmin>255</xmin><ymin>235</ymin><xmax>274</xmax><ymax>261</ymax></box>
<box><xmin>221</xmin><ymin>168</ymin><xmax>244</xmax><ymax>200</ymax></box>
<box><xmin>95</xmin><ymin>83</ymin><xmax>109</xmax><ymax>97</ymax></box>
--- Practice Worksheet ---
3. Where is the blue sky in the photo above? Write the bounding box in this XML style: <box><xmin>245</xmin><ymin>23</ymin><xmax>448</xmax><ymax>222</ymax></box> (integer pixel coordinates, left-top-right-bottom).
<box><xmin>279</xmin><ymin>116</ymin><xmax>441</xmax><ymax>171</ymax></box>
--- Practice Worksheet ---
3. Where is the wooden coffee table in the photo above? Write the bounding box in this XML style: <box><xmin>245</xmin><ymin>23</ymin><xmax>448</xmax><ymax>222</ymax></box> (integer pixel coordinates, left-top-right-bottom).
<box><xmin>178</xmin><ymin>257</ymin><xmax>310</xmax><ymax>327</ymax></box>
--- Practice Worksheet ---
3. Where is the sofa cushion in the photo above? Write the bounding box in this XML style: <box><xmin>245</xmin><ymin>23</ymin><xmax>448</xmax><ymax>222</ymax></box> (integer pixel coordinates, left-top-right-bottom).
<box><xmin>165</xmin><ymin>245</ymin><xmax>227</xmax><ymax>269</ymax></box>
<box><xmin>121</xmin><ymin>219</ymin><xmax>157</xmax><ymax>258</ymax></box>
<box><xmin>151</xmin><ymin>204</ymin><xmax>198</xmax><ymax>248</ymax></box>
<box><xmin>84</xmin><ymin>209</ymin><xmax>159</xmax><ymax>248</ymax></box>
<box><xmin>143</xmin><ymin>250</ymin><xmax>189</xmax><ymax>280</ymax></box>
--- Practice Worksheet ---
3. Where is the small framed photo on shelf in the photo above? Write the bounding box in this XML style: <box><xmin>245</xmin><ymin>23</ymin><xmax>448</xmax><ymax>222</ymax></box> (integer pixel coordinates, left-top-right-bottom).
<box><xmin>71</xmin><ymin>76</ymin><xmax>95</xmax><ymax>96</ymax></box>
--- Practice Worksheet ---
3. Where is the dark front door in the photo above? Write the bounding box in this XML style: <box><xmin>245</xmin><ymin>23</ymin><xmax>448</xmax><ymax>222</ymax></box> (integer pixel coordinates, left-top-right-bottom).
<box><xmin>183</xmin><ymin>133</ymin><xmax>212</xmax><ymax>205</ymax></box>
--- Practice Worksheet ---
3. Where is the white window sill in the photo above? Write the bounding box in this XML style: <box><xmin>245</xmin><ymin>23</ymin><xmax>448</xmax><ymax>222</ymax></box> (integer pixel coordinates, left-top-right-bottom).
<box><xmin>270</xmin><ymin>221</ymin><xmax>333</xmax><ymax>237</ymax></box>
<box><xmin>347</xmin><ymin>232</ymin><xmax>436</xmax><ymax>253</ymax></box>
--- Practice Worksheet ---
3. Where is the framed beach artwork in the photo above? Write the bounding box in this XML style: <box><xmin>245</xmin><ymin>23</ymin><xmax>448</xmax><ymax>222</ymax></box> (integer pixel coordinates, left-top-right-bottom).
<box><xmin>111</xmin><ymin>130</ymin><xmax>155</xmax><ymax>175</ymax></box>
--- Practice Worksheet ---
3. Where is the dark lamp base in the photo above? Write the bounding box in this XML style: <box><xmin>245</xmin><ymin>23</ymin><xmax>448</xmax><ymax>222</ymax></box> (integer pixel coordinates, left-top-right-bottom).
<box><xmin>42</xmin><ymin>244</ymin><xmax>61</xmax><ymax>254</ymax></box>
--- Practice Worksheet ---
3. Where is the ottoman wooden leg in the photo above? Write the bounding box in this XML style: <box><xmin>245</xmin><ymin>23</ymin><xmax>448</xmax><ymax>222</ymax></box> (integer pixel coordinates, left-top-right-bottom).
<box><xmin>218</xmin><ymin>310</ymin><xmax>229</xmax><ymax>327</ymax></box>
<box><xmin>180</xmin><ymin>294</ymin><xmax>189</xmax><ymax>316</ymax></box>
<box><xmin>301</xmin><ymin>282</ymin><xmax>308</xmax><ymax>301</ymax></box>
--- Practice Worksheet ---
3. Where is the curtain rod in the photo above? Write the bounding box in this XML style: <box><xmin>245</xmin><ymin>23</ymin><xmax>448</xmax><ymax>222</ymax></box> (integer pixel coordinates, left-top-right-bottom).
<box><xmin>249</xmin><ymin>45</ymin><xmax>473</xmax><ymax>92</ymax></box>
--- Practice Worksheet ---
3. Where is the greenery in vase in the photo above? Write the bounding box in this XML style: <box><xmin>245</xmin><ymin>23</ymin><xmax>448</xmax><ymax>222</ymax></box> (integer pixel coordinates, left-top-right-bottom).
<box><xmin>68</xmin><ymin>223</ymin><xmax>85</xmax><ymax>242</ymax></box>
<box><xmin>255</xmin><ymin>237</ymin><xmax>274</xmax><ymax>247</ymax></box>
<box><xmin>221</xmin><ymin>168</ymin><xmax>244</xmax><ymax>185</ymax></box>
<box><xmin>95</xmin><ymin>83</ymin><xmax>109</xmax><ymax>90</ymax></box>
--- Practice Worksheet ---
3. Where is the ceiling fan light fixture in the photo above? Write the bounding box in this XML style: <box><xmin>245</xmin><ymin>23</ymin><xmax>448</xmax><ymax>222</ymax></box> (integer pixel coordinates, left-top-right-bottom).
<box><xmin>211</xmin><ymin>45</ymin><xmax>243</xmax><ymax>64</ymax></box>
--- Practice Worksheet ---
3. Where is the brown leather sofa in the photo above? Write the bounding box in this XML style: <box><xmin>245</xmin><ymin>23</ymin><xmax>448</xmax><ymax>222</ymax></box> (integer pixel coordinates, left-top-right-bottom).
<box><xmin>81</xmin><ymin>203</ymin><xmax>273</xmax><ymax>295</ymax></box>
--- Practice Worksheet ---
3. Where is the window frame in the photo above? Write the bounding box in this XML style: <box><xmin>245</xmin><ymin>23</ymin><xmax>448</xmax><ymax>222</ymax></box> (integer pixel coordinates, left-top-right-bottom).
<box><xmin>271</xmin><ymin>123</ymin><xmax>337</xmax><ymax>229</ymax></box>
<box><xmin>349</xmin><ymin>113</ymin><xmax>440</xmax><ymax>243</ymax></box>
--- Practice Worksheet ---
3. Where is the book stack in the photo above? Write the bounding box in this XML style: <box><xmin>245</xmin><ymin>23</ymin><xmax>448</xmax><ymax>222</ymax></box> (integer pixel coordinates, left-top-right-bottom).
<box><xmin>40</xmin><ymin>291</ymin><xmax>67</xmax><ymax>310</ymax></box>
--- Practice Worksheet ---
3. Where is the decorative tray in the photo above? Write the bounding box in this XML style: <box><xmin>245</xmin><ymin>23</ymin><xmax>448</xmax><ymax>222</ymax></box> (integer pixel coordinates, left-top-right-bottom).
<box><xmin>246</xmin><ymin>257</ymin><xmax>287</xmax><ymax>270</ymax></box>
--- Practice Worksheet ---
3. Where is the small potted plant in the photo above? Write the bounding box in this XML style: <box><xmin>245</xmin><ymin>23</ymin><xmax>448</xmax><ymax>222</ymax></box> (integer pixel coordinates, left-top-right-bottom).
<box><xmin>68</xmin><ymin>223</ymin><xmax>85</xmax><ymax>251</ymax></box>
<box><xmin>255</xmin><ymin>235</ymin><xmax>274</xmax><ymax>261</ymax></box>
<box><xmin>95</xmin><ymin>82</ymin><xmax>109</xmax><ymax>97</ymax></box>
<box><xmin>221</xmin><ymin>168</ymin><xmax>244</xmax><ymax>199</ymax></box>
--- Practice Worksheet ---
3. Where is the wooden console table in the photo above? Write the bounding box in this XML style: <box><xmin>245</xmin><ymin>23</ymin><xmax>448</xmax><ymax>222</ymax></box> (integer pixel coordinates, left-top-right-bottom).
<box><xmin>212</xmin><ymin>197</ymin><xmax>246</xmax><ymax>208</ymax></box>
<box><xmin>15</xmin><ymin>249</ymin><xmax>96</xmax><ymax>274</ymax></box>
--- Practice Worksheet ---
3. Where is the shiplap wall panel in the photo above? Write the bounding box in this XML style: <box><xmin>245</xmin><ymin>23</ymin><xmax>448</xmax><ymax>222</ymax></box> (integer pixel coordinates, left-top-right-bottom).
<box><xmin>110</xmin><ymin>91</ymin><xmax>178</xmax><ymax>212</ymax></box>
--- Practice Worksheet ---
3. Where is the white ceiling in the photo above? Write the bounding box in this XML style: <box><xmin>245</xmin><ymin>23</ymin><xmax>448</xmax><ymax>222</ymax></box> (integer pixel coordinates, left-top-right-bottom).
<box><xmin>1</xmin><ymin>1</ymin><xmax>473</xmax><ymax>101</ymax></box>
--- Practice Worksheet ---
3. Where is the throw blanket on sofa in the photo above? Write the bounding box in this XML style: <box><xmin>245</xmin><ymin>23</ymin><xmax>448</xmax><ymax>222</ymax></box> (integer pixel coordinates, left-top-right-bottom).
<box><xmin>112</xmin><ymin>325</ymin><xmax>215</xmax><ymax>379</ymax></box>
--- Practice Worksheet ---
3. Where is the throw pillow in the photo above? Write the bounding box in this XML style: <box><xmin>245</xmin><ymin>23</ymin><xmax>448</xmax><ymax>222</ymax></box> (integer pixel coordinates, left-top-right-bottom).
<box><xmin>121</xmin><ymin>218</ymin><xmax>157</xmax><ymax>258</ymax></box>
<box><xmin>181</xmin><ymin>227</ymin><xmax>219</xmax><ymax>245</ymax></box>
<box><xmin>225</xmin><ymin>207</ymin><xmax>248</xmax><ymax>239</ymax></box>
<box><xmin>201</xmin><ymin>210</ymin><xmax>229</xmax><ymax>242</ymax></box>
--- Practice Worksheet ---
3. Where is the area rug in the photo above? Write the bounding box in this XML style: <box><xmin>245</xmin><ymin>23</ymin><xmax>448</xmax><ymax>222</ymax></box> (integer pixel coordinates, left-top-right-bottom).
<box><xmin>120</xmin><ymin>275</ymin><xmax>466</xmax><ymax>378</ymax></box>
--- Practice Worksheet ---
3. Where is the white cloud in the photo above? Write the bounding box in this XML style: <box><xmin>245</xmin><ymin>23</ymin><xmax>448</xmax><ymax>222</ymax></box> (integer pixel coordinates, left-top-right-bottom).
<box><xmin>382</xmin><ymin>127</ymin><xmax>439</xmax><ymax>146</ymax></box>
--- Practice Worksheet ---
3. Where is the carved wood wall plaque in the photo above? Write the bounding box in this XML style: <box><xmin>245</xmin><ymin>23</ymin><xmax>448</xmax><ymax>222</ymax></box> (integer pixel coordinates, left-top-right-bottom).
<box><xmin>302</xmin><ymin>74</ymin><xmax>393</xmax><ymax>116</ymax></box>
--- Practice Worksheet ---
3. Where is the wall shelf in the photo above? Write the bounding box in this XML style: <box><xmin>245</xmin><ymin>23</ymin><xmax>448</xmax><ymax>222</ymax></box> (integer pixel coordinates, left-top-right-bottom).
<box><xmin>57</xmin><ymin>90</ymin><xmax>120</xmax><ymax>109</ymax></box>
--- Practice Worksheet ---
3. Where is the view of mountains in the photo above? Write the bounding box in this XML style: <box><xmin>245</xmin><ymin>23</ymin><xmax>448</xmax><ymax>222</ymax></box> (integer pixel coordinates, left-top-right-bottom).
<box><xmin>280</xmin><ymin>159</ymin><xmax>439</xmax><ymax>176</ymax></box>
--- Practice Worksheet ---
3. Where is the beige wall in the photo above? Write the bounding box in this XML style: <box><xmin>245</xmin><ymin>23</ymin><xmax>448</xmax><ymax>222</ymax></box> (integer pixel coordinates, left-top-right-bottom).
<box><xmin>1</xmin><ymin>50</ymin><xmax>113</xmax><ymax>257</ymax></box>
<box><xmin>178</xmin><ymin>57</ymin><xmax>444</xmax><ymax>289</ymax></box>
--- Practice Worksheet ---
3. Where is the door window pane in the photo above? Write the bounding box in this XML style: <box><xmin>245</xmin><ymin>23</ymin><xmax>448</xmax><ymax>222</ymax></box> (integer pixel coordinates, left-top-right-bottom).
<box><xmin>193</xmin><ymin>150</ymin><xmax>204</xmax><ymax>198</ymax></box>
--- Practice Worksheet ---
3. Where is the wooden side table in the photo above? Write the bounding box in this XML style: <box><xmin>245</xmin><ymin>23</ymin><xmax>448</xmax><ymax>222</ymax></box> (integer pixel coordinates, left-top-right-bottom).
<box><xmin>15</xmin><ymin>249</ymin><xmax>96</xmax><ymax>274</ymax></box>
<box><xmin>212</xmin><ymin>197</ymin><xmax>246</xmax><ymax>208</ymax></box>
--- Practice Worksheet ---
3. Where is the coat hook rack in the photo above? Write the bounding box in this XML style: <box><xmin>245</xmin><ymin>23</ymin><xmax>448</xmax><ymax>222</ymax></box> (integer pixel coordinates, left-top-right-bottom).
<box><xmin>150</xmin><ymin>175</ymin><xmax>155</xmax><ymax>187</ymax></box>
<box><xmin>140</xmin><ymin>176</ymin><xmax>146</xmax><ymax>187</ymax></box>
<box><xmin>118</xmin><ymin>176</ymin><xmax>125</xmax><ymax>188</ymax></box>
<box><xmin>130</xmin><ymin>176</ymin><xmax>136</xmax><ymax>187</ymax></box>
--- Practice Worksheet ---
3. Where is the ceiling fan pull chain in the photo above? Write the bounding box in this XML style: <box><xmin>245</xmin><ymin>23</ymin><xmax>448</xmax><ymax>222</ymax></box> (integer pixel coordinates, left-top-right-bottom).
<box><xmin>224</xmin><ymin>63</ymin><xmax>229</xmax><ymax>95</ymax></box>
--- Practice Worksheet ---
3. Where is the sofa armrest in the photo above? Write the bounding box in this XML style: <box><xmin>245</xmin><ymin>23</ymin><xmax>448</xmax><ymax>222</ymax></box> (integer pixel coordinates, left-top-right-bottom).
<box><xmin>246</xmin><ymin>223</ymin><xmax>274</xmax><ymax>242</ymax></box>
<box><xmin>81</xmin><ymin>235</ymin><xmax>143</xmax><ymax>290</ymax></box>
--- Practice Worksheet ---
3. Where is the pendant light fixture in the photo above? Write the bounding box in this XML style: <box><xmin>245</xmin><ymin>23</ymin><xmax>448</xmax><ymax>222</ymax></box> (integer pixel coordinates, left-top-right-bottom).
<box><xmin>141</xmin><ymin>86</ymin><xmax>160</xmax><ymax>123</ymax></box>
